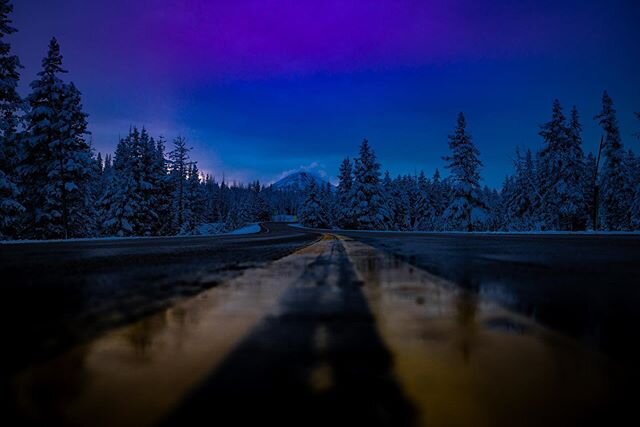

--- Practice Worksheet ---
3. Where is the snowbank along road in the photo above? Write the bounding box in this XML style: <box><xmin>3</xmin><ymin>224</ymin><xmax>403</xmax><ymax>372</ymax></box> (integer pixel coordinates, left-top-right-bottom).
<box><xmin>2</xmin><ymin>222</ymin><xmax>639</xmax><ymax>426</ymax></box>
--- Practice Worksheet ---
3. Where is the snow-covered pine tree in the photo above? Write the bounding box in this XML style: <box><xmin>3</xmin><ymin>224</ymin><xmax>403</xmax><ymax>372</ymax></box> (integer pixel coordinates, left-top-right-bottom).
<box><xmin>0</xmin><ymin>0</ymin><xmax>23</xmax><ymax>239</ymax></box>
<box><xmin>201</xmin><ymin>174</ymin><xmax>220</xmax><ymax>223</ymax></box>
<box><xmin>336</xmin><ymin>157</ymin><xmax>356</xmax><ymax>229</ymax></box>
<box><xmin>382</xmin><ymin>171</ymin><xmax>403</xmax><ymax>230</ymax></box>
<box><xmin>582</xmin><ymin>151</ymin><xmax>598</xmax><ymax>230</ymax></box>
<box><xmin>566</xmin><ymin>106</ymin><xmax>589</xmax><ymax>229</ymax></box>
<box><xmin>127</xmin><ymin>128</ymin><xmax>162</xmax><ymax>235</ymax></box>
<box><xmin>298</xmin><ymin>179</ymin><xmax>330</xmax><ymax>228</ymax></box>
<box><xmin>352</xmin><ymin>139</ymin><xmax>389</xmax><ymax>230</ymax></box>
<box><xmin>442</xmin><ymin>113</ymin><xmax>483</xmax><ymax>231</ymax></box>
<box><xmin>320</xmin><ymin>182</ymin><xmax>335</xmax><ymax>226</ymax></box>
<box><xmin>595</xmin><ymin>91</ymin><xmax>631</xmax><ymax>230</ymax></box>
<box><xmin>632</xmin><ymin>115</ymin><xmax>640</xmax><ymax>229</ymax></box>
<box><xmin>428</xmin><ymin>169</ymin><xmax>448</xmax><ymax>230</ymax></box>
<box><xmin>179</xmin><ymin>162</ymin><xmax>203</xmax><ymax>234</ymax></box>
<box><xmin>479</xmin><ymin>186</ymin><xmax>501</xmax><ymax>231</ymax></box>
<box><xmin>404</xmin><ymin>174</ymin><xmax>423</xmax><ymax>230</ymax></box>
<box><xmin>99</xmin><ymin>131</ymin><xmax>140</xmax><ymax>236</ymax></box>
<box><xmin>224</xmin><ymin>188</ymin><xmax>251</xmax><ymax>231</ymax></box>
<box><xmin>22</xmin><ymin>40</ymin><xmax>95</xmax><ymax>239</ymax></box>
<box><xmin>632</xmin><ymin>187</ymin><xmax>640</xmax><ymax>230</ymax></box>
<box><xmin>415</xmin><ymin>171</ymin><xmax>432</xmax><ymax>230</ymax></box>
<box><xmin>152</xmin><ymin>136</ymin><xmax>173</xmax><ymax>235</ymax></box>
<box><xmin>537</xmin><ymin>101</ymin><xmax>586</xmax><ymax>230</ymax></box>
<box><xmin>168</xmin><ymin>136</ymin><xmax>191</xmax><ymax>233</ymax></box>
<box><xmin>250</xmin><ymin>181</ymin><xmax>271</xmax><ymax>222</ymax></box>
<box><xmin>503</xmin><ymin>148</ymin><xmax>539</xmax><ymax>231</ymax></box>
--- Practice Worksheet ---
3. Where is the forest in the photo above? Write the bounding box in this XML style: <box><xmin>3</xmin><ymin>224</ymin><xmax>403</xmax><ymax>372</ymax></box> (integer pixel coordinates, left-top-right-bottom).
<box><xmin>0</xmin><ymin>0</ymin><xmax>639</xmax><ymax>240</ymax></box>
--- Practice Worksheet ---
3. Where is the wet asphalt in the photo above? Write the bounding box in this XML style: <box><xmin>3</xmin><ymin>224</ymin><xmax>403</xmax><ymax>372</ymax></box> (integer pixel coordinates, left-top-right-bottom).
<box><xmin>2</xmin><ymin>224</ymin><xmax>640</xmax><ymax>426</ymax></box>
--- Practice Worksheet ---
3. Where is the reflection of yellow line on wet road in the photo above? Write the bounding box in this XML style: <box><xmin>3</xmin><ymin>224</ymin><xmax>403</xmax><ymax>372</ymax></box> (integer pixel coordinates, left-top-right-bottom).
<box><xmin>339</xmin><ymin>236</ymin><xmax>610</xmax><ymax>427</ymax></box>
<box><xmin>13</xmin><ymin>239</ymin><xmax>329</xmax><ymax>427</ymax></box>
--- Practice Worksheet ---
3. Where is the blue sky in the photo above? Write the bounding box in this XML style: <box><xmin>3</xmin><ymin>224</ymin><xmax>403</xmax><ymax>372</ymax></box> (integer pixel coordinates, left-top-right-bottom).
<box><xmin>11</xmin><ymin>0</ymin><xmax>640</xmax><ymax>186</ymax></box>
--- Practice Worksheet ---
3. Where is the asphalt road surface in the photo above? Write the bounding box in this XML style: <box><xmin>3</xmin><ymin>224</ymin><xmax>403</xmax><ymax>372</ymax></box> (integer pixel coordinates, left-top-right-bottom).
<box><xmin>2</xmin><ymin>223</ymin><xmax>639</xmax><ymax>426</ymax></box>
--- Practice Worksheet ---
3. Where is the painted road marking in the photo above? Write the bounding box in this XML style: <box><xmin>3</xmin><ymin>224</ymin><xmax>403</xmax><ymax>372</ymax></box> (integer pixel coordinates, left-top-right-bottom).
<box><xmin>339</xmin><ymin>236</ymin><xmax>610</xmax><ymax>427</ymax></box>
<box><xmin>12</xmin><ymin>234</ymin><xmax>613</xmax><ymax>427</ymax></box>
<box><xmin>12</xmin><ymin>239</ymin><xmax>329</xmax><ymax>427</ymax></box>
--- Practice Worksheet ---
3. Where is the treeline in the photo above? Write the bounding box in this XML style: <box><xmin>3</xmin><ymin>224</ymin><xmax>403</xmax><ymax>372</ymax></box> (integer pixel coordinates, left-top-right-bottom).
<box><xmin>0</xmin><ymin>1</ymin><xmax>275</xmax><ymax>239</ymax></box>
<box><xmin>1</xmin><ymin>0</ymin><xmax>639</xmax><ymax>240</ymax></box>
<box><xmin>299</xmin><ymin>102</ymin><xmax>640</xmax><ymax>232</ymax></box>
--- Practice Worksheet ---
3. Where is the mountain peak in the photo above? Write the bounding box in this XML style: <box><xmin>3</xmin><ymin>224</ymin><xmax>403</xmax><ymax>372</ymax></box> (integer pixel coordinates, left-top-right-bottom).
<box><xmin>272</xmin><ymin>171</ymin><xmax>330</xmax><ymax>191</ymax></box>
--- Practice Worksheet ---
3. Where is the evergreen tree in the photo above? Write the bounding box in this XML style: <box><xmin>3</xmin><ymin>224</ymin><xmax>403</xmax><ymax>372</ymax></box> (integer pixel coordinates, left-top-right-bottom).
<box><xmin>336</xmin><ymin>157</ymin><xmax>356</xmax><ymax>228</ymax></box>
<box><xmin>298</xmin><ymin>180</ymin><xmax>330</xmax><ymax>228</ymax></box>
<box><xmin>442</xmin><ymin>113</ymin><xmax>483</xmax><ymax>231</ymax></box>
<box><xmin>22</xmin><ymin>39</ymin><xmax>95</xmax><ymax>238</ymax></box>
<box><xmin>224</xmin><ymin>189</ymin><xmax>251</xmax><ymax>231</ymax></box>
<box><xmin>415</xmin><ymin>171</ymin><xmax>432</xmax><ymax>230</ymax></box>
<box><xmin>0</xmin><ymin>0</ymin><xmax>23</xmax><ymax>238</ymax></box>
<box><xmin>152</xmin><ymin>136</ymin><xmax>173</xmax><ymax>235</ymax></box>
<box><xmin>633</xmin><ymin>115</ymin><xmax>640</xmax><ymax>229</ymax></box>
<box><xmin>352</xmin><ymin>139</ymin><xmax>388</xmax><ymax>229</ymax></box>
<box><xmin>595</xmin><ymin>91</ymin><xmax>631</xmax><ymax>230</ymax></box>
<box><xmin>179</xmin><ymin>163</ymin><xmax>203</xmax><ymax>234</ymax></box>
<box><xmin>99</xmin><ymin>132</ymin><xmax>139</xmax><ymax>236</ymax></box>
<box><xmin>428</xmin><ymin>169</ymin><xmax>448</xmax><ymax>230</ymax></box>
<box><xmin>503</xmin><ymin>148</ymin><xmax>539</xmax><ymax>230</ymax></box>
<box><xmin>168</xmin><ymin>136</ymin><xmax>191</xmax><ymax>233</ymax></box>
<box><xmin>250</xmin><ymin>181</ymin><xmax>272</xmax><ymax>222</ymax></box>
<box><xmin>382</xmin><ymin>171</ymin><xmax>405</xmax><ymax>230</ymax></box>
<box><xmin>320</xmin><ymin>182</ymin><xmax>335</xmax><ymax>226</ymax></box>
<box><xmin>537</xmin><ymin>101</ymin><xmax>586</xmax><ymax>230</ymax></box>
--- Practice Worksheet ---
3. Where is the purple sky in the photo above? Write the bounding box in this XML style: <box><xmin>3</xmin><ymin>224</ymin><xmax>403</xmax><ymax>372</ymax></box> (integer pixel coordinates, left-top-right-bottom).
<box><xmin>12</xmin><ymin>0</ymin><xmax>640</xmax><ymax>185</ymax></box>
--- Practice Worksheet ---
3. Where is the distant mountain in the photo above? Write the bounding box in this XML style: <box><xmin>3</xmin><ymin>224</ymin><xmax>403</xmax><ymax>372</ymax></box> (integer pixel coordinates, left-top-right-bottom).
<box><xmin>272</xmin><ymin>172</ymin><xmax>331</xmax><ymax>192</ymax></box>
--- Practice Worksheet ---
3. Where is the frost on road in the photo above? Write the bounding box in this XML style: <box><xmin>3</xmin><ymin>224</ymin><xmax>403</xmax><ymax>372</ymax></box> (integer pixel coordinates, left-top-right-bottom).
<box><xmin>8</xmin><ymin>230</ymin><xmax>622</xmax><ymax>427</ymax></box>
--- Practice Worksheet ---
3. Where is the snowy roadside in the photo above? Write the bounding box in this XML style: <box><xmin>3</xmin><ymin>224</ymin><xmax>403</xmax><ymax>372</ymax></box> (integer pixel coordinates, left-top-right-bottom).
<box><xmin>227</xmin><ymin>224</ymin><xmax>262</xmax><ymax>235</ymax></box>
<box><xmin>0</xmin><ymin>223</ymin><xmax>262</xmax><ymax>244</ymax></box>
<box><xmin>288</xmin><ymin>223</ymin><xmax>640</xmax><ymax>236</ymax></box>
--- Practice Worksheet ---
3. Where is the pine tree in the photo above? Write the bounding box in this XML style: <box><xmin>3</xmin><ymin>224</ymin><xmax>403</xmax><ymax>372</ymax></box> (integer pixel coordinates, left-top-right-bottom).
<box><xmin>537</xmin><ymin>101</ymin><xmax>586</xmax><ymax>230</ymax></box>
<box><xmin>225</xmin><ymin>189</ymin><xmax>251</xmax><ymax>231</ymax></box>
<box><xmin>99</xmin><ymin>132</ymin><xmax>140</xmax><ymax>236</ymax></box>
<box><xmin>180</xmin><ymin>163</ymin><xmax>202</xmax><ymax>234</ymax></box>
<box><xmin>298</xmin><ymin>180</ymin><xmax>330</xmax><ymax>228</ymax></box>
<box><xmin>352</xmin><ymin>139</ymin><xmax>388</xmax><ymax>229</ymax></box>
<box><xmin>595</xmin><ymin>91</ymin><xmax>631</xmax><ymax>230</ymax></box>
<box><xmin>633</xmin><ymin>114</ymin><xmax>640</xmax><ymax>229</ymax></box>
<box><xmin>336</xmin><ymin>157</ymin><xmax>356</xmax><ymax>229</ymax></box>
<box><xmin>152</xmin><ymin>136</ymin><xmax>173</xmax><ymax>235</ymax></box>
<box><xmin>22</xmin><ymin>39</ymin><xmax>95</xmax><ymax>238</ymax></box>
<box><xmin>382</xmin><ymin>171</ymin><xmax>402</xmax><ymax>230</ymax></box>
<box><xmin>415</xmin><ymin>171</ymin><xmax>432</xmax><ymax>230</ymax></box>
<box><xmin>504</xmin><ymin>148</ymin><xmax>539</xmax><ymax>230</ymax></box>
<box><xmin>250</xmin><ymin>181</ymin><xmax>271</xmax><ymax>222</ymax></box>
<box><xmin>168</xmin><ymin>136</ymin><xmax>191</xmax><ymax>233</ymax></box>
<box><xmin>428</xmin><ymin>169</ymin><xmax>448</xmax><ymax>230</ymax></box>
<box><xmin>442</xmin><ymin>113</ymin><xmax>483</xmax><ymax>231</ymax></box>
<box><xmin>0</xmin><ymin>0</ymin><xmax>23</xmax><ymax>238</ymax></box>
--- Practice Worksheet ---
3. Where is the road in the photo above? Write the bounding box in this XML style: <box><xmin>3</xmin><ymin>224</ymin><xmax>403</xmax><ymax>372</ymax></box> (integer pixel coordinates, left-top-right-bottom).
<box><xmin>2</xmin><ymin>223</ymin><xmax>639</xmax><ymax>426</ymax></box>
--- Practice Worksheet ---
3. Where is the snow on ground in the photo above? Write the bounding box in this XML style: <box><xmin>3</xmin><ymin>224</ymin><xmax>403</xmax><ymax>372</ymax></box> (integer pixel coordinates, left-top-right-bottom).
<box><xmin>195</xmin><ymin>223</ymin><xmax>226</xmax><ymax>235</ymax></box>
<box><xmin>1</xmin><ymin>223</ymin><xmax>262</xmax><ymax>244</ymax></box>
<box><xmin>288</xmin><ymin>223</ymin><xmax>640</xmax><ymax>236</ymax></box>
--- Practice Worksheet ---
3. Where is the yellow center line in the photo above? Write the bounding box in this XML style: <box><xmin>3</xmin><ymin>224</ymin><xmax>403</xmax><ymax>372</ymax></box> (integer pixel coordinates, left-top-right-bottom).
<box><xmin>12</xmin><ymin>237</ymin><xmax>333</xmax><ymax>427</ymax></box>
<box><xmin>338</xmin><ymin>235</ymin><xmax>610</xmax><ymax>427</ymax></box>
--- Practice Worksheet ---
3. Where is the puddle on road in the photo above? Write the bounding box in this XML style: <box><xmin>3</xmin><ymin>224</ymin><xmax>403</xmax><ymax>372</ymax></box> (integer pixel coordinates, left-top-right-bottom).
<box><xmin>340</xmin><ymin>236</ymin><xmax>611</xmax><ymax>427</ymax></box>
<box><xmin>12</xmin><ymin>240</ymin><xmax>327</xmax><ymax>427</ymax></box>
